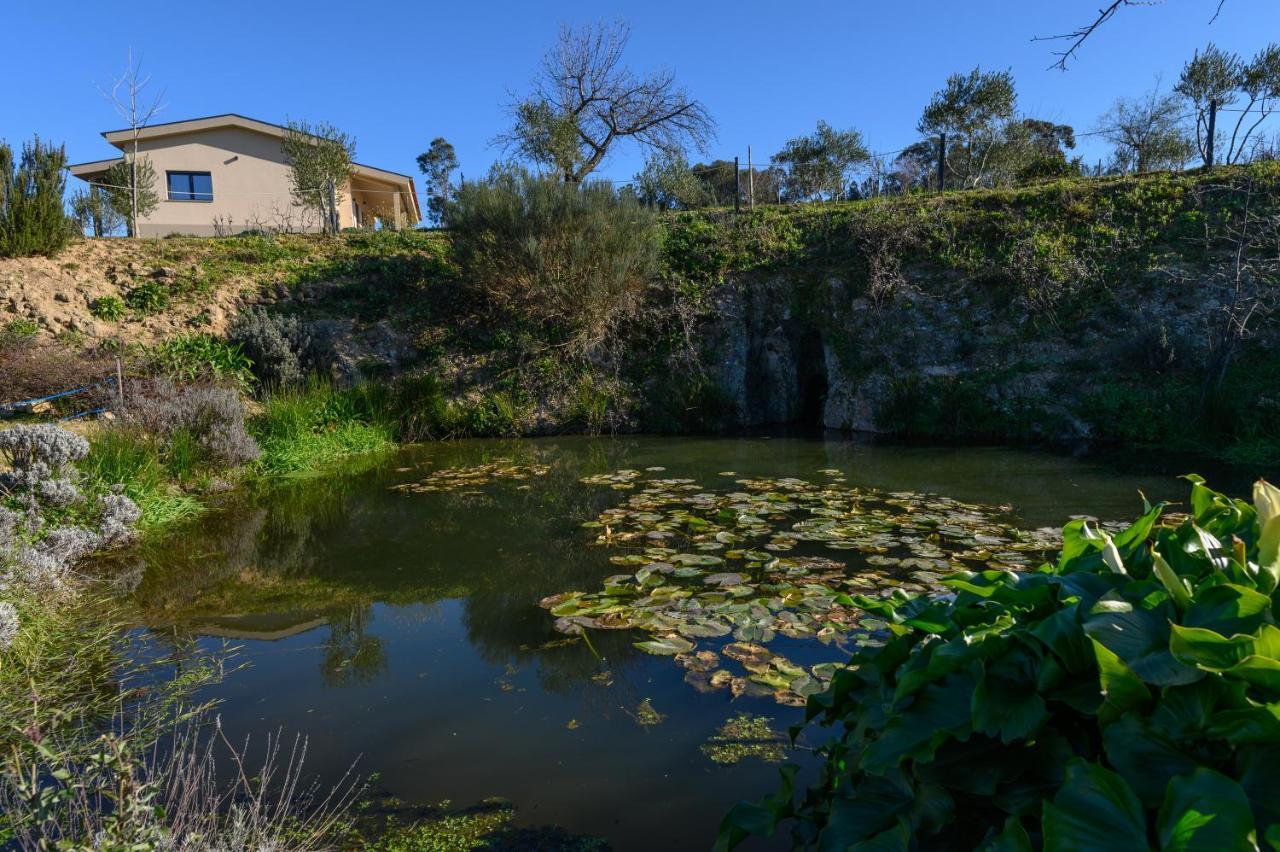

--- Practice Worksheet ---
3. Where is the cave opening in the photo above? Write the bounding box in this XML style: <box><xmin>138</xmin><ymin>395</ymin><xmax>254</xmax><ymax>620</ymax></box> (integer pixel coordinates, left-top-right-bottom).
<box><xmin>796</xmin><ymin>328</ymin><xmax>828</xmax><ymax>428</ymax></box>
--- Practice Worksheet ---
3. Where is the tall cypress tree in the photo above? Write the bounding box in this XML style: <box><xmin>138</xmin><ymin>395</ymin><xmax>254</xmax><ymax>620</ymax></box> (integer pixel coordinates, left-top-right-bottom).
<box><xmin>0</xmin><ymin>137</ymin><xmax>74</xmax><ymax>258</ymax></box>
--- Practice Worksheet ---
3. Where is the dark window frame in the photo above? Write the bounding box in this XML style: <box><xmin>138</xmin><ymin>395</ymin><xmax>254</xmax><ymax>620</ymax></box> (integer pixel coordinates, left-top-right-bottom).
<box><xmin>166</xmin><ymin>171</ymin><xmax>214</xmax><ymax>202</ymax></box>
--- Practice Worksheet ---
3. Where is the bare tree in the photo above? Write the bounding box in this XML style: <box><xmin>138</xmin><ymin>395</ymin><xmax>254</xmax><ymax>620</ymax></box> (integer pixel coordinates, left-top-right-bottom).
<box><xmin>1192</xmin><ymin>177</ymin><xmax>1279</xmax><ymax>400</ymax></box>
<box><xmin>1095</xmin><ymin>85</ymin><xmax>1195</xmax><ymax>173</ymax></box>
<box><xmin>100</xmin><ymin>49</ymin><xmax>165</xmax><ymax>237</ymax></box>
<box><xmin>1037</xmin><ymin>1</ymin><xmax>1229</xmax><ymax>71</ymax></box>
<box><xmin>500</xmin><ymin>21</ymin><xmax>715</xmax><ymax>183</ymax></box>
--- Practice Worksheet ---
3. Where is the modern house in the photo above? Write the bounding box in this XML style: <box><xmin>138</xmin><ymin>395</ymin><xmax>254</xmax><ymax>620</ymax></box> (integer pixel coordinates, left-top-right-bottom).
<box><xmin>68</xmin><ymin>114</ymin><xmax>420</xmax><ymax>236</ymax></box>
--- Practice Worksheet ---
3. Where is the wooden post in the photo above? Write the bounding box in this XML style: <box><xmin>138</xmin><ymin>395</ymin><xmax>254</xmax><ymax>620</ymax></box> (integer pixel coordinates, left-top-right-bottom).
<box><xmin>734</xmin><ymin>156</ymin><xmax>740</xmax><ymax>214</ymax></box>
<box><xmin>1206</xmin><ymin>99</ymin><xmax>1217</xmax><ymax>169</ymax></box>
<box><xmin>115</xmin><ymin>356</ymin><xmax>125</xmax><ymax>412</ymax></box>
<box><xmin>747</xmin><ymin>146</ymin><xmax>755</xmax><ymax>210</ymax></box>
<box><xmin>937</xmin><ymin>133</ymin><xmax>947</xmax><ymax>192</ymax></box>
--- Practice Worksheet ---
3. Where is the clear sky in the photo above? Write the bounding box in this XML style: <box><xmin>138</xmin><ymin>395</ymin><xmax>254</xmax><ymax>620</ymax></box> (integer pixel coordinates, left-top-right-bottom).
<box><xmin>4</xmin><ymin>0</ymin><xmax>1280</xmax><ymax>194</ymax></box>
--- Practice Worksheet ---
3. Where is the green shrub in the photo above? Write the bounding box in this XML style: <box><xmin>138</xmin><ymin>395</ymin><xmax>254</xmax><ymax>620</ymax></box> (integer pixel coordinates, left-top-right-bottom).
<box><xmin>720</xmin><ymin>476</ymin><xmax>1280</xmax><ymax>850</ymax></box>
<box><xmin>90</xmin><ymin>295</ymin><xmax>126</xmax><ymax>322</ymax></box>
<box><xmin>1</xmin><ymin>317</ymin><xmax>39</xmax><ymax>343</ymax></box>
<box><xmin>124</xmin><ymin>281</ymin><xmax>169</xmax><ymax>315</ymax></box>
<box><xmin>145</xmin><ymin>334</ymin><xmax>254</xmax><ymax>392</ymax></box>
<box><xmin>448</xmin><ymin>168</ymin><xmax>660</xmax><ymax>348</ymax></box>
<box><xmin>0</xmin><ymin>137</ymin><xmax>75</xmax><ymax>258</ymax></box>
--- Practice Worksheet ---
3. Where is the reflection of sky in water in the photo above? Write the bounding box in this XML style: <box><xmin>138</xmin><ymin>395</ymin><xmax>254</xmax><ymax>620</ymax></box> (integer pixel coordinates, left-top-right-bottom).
<box><xmin>123</xmin><ymin>434</ymin><xmax>1240</xmax><ymax>851</ymax></box>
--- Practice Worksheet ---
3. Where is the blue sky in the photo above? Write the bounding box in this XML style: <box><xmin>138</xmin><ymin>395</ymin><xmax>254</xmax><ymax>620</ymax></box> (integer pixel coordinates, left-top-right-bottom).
<box><xmin>4</xmin><ymin>0</ymin><xmax>1279</xmax><ymax>191</ymax></box>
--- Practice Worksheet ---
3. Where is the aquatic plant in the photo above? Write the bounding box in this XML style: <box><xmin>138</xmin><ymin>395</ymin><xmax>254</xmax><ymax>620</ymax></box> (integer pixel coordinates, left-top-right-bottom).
<box><xmin>701</xmin><ymin>714</ymin><xmax>788</xmax><ymax>766</ymax></box>
<box><xmin>718</xmin><ymin>476</ymin><xmax>1280</xmax><ymax>850</ymax></box>
<box><xmin>389</xmin><ymin>459</ymin><xmax>551</xmax><ymax>494</ymax></box>
<box><xmin>542</xmin><ymin>469</ymin><xmax>1059</xmax><ymax>706</ymax></box>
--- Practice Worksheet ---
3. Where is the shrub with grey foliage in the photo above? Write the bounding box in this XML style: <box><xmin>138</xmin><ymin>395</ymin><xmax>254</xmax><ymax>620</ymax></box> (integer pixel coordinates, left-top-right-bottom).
<box><xmin>0</xmin><ymin>601</ymin><xmax>16</xmax><ymax>649</ymax></box>
<box><xmin>124</xmin><ymin>380</ymin><xmax>260</xmax><ymax>467</ymax></box>
<box><xmin>0</xmin><ymin>424</ymin><xmax>90</xmax><ymax>495</ymax></box>
<box><xmin>0</xmin><ymin>424</ymin><xmax>141</xmax><ymax>593</ymax></box>
<box><xmin>229</xmin><ymin>308</ymin><xmax>330</xmax><ymax>389</ymax></box>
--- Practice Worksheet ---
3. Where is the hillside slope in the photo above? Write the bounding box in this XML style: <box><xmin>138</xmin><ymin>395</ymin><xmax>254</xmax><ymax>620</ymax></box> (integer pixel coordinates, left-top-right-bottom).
<box><xmin>2</xmin><ymin>166</ymin><xmax>1277</xmax><ymax>462</ymax></box>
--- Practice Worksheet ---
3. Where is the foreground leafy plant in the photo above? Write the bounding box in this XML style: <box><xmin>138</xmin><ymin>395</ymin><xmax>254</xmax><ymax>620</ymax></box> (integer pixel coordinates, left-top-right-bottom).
<box><xmin>718</xmin><ymin>476</ymin><xmax>1280</xmax><ymax>850</ymax></box>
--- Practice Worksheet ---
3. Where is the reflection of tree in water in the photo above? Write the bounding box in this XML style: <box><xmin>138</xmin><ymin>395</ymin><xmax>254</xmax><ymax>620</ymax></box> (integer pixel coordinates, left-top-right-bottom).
<box><xmin>124</xmin><ymin>437</ymin><xmax>661</xmax><ymax>692</ymax></box>
<box><xmin>320</xmin><ymin>605</ymin><xmax>387</xmax><ymax>686</ymax></box>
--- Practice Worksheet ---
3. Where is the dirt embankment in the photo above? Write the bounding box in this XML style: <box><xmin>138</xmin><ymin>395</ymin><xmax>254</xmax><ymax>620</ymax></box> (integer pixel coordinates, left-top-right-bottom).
<box><xmin>0</xmin><ymin>239</ymin><xmax>261</xmax><ymax>343</ymax></box>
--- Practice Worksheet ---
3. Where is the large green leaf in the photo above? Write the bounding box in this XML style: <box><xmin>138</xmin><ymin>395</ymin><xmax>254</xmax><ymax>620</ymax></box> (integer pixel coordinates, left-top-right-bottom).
<box><xmin>1255</xmin><ymin>480</ymin><xmax>1280</xmax><ymax>595</ymax></box>
<box><xmin>1156</xmin><ymin>767</ymin><xmax>1256</xmax><ymax>851</ymax></box>
<box><xmin>861</xmin><ymin>674</ymin><xmax>976</xmax><ymax>772</ymax></box>
<box><xmin>1102</xmin><ymin>715</ymin><xmax>1200</xmax><ymax>806</ymax></box>
<box><xmin>1092</xmin><ymin>638</ymin><xmax>1152</xmax><ymax>725</ymax></box>
<box><xmin>1086</xmin><ymin>596</ymin><xmax>1202</xmax><ymax>686</ymax></box>
<box><xmin>1170</xmin><ymin>623</ymin><xmax>1280</xmax><ymax>671</ymax></box>
<box><xmin>817</xmin><ymin>775</ymin><xmax>914</xmax><ymax>851</ymax></box>
<box><xmin>1184</xmin><ymin>584</ymin><xmax>1274</xmax><ymax>637</ymax></box>
<box><xmin>1042</xmin><ymin>759</ymin><xmax>1150</xmax><ymax>852</ymax></box>
<box><xmin>1236</xmin><ymin>745</ymin><xmax>1280</xmax><ymax>834</ymax></box>
<box><xmin>986</xmin><ymin>815</ymin><xmax>1034</xmax><ymax>852</ymax></box>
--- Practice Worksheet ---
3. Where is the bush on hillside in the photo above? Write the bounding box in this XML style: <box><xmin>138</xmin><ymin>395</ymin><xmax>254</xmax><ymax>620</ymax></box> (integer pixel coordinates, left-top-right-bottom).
<box><xmin>447</xmin><ymin>168</ymin><xmax>660</xmax><ymax>349</ymax></box>
<box><xmin>0</xmin><ymin>137</ymin><xmax>76</xmax><ymax>258</ymax></box>
<box><xmin>122</xmin><ymin>380</ymin><xmax>260</xmax><ymax>470</ymax></box>
<box><xmin>719</xmin><ymin>476</ymin><xmax>1280</xmax><ymax>850</ymax></box>
<box><xmin>228</xmin><ymin>307</ymin><xmax>330</xmax><ymax>390</ymax></box>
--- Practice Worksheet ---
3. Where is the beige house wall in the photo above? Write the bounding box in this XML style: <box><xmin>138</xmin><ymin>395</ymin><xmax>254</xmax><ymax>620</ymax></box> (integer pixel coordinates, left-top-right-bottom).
<box><xmin>70</xmin><ymin>116</ymin><xmax>420</xmax><ymax>237</ymax></box>
<box><xmin>129</xmin><ymin>126</ymin><xmax>320</xmax><ymax>237</ymax></box>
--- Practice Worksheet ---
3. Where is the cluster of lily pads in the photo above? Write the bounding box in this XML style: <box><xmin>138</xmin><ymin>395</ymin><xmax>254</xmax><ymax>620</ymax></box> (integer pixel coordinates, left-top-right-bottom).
<box><xmin>389</xmin><ymin>459</ymin><xmax>551</xmax><ymax>494</ymax></box>
<box><xmin>541</xmin><ymin>469</ymin><xmax>1062</xmax><ymax>706</ymax></box>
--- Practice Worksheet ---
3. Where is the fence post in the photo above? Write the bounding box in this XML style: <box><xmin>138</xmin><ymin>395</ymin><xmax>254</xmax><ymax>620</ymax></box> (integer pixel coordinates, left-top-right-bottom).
<box><xmin>1206</xmin><ymin>99</ymin><xmax>1217</xmax><ymax>169</ymax></box>
<box><xmin>734</xmin><ymin>156</ymin><xmax>741</xmax><ymax>214</ymax></box>
<box><xmin>747</xmin><ymin>146</ymin><xmax>755</xmax><ymax>211</ymax></box>
<box><xmin>115</xmin><ymin>356</ymin><xmax>125</xmax><ymax>412</ymax></box>
<box><xmin>937</xmin><ymin>133</ymin><xmax>947</xmax><ymax>192</ymax></box>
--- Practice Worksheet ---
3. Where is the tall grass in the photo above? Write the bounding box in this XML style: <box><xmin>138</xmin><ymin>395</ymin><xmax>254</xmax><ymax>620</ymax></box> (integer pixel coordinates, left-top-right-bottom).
<box><xmin>79</xmin><ymin>428</ymin><xmax>204</xmax><ymax>529</ymax></box>
<box><xmin>0</xmin><ymin>591</ymin><xmax>362</xmax><ymax>849</ymax></box>
<box><xmin>250</xmin><ymin>382</ymin><xmax>396</xmax><ymax>476</ymax></box>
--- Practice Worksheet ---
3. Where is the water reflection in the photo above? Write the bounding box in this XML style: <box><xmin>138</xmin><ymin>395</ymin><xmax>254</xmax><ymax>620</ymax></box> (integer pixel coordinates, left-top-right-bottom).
<box><xmin>117</xmin><ymin>434</ymin><xmax>1244</xmax><ymax>851</ymax></box>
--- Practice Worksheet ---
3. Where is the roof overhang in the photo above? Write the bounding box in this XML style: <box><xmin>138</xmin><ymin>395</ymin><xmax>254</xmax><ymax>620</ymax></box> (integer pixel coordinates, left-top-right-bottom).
<box><xmin>67</xmin><ymin>157</ymin><xmax>124</xmax><ymax>181</ymax></box>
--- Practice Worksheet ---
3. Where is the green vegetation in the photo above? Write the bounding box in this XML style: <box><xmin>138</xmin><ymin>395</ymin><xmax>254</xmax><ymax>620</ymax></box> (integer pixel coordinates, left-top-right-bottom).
<box><xmin>0</xmin><ymin>136</ymin><xmax>75</xmax><ymax>258</ymax></box>
<box><xmin>250</xmin><ymin>382</ymin><xmax>396</xmax><ymax>476</ymax></box>
<box><xmin>368</xmin><ymin>799</ymin><xmax>607</xmax><ymax>852</ymax></box>
<box><xmin>144</xmin><ymin>333</ymin><xmax>254</xmax><ymax>391</ymax></box>
<box><xmin>90</xmin><ymin>294</ymin><xmax>127</xmax><ymax>322</ymax></box>
<box><xmin>449</xmin><ymin>169</ymin><xmax>660</xmax><ymax>349</ymax></box>
<box><xmin>79</xmin><ymin>427</ymin><xmax>204</xmax><ymax>528</ymax></box>
<box><xmin>719</xmin><ymin>476</ymin><xmax>1280</xmax><ymax>850</ymax></box>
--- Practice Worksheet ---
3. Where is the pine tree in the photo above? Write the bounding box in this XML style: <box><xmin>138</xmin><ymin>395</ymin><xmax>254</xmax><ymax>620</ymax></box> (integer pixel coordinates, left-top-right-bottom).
<box><xmin>0</xmin><ymin>137</ymin><xmax>75</xmax><ymax>258</ymax></box>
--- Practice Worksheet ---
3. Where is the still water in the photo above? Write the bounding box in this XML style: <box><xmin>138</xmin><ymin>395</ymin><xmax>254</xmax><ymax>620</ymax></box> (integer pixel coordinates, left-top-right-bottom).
<box><xmin>124</xmin><ymin>435</ymin><xmax>1245</xmax><ymax>850</ymax></box>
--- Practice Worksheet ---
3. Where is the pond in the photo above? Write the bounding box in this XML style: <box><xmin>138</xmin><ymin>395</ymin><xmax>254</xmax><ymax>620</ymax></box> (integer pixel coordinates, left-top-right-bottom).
<box><xmin>119</xmin><ymin>434</ymin><xmax>1244</xmax><ymax>850</ymax></box>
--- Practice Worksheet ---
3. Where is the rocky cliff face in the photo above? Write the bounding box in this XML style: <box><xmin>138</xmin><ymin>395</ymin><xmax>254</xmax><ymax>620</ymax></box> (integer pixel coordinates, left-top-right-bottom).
<box><xmin>698</xmin><ymin>258</ymin><xmax>1270</xmax><ymax>446</ymax></box>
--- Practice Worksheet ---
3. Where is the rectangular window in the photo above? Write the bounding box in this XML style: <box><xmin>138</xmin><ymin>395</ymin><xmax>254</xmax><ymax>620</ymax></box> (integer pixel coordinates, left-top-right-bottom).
<box><xmin>166</xmin><ymin>171</ymin><xmax>213</xmax><ymax>202</ymax></box>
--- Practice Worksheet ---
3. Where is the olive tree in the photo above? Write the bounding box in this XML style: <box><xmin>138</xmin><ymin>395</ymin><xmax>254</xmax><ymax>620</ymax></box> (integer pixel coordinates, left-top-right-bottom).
<box><xmin>1095</xmin><ymin>87</ymin><xmax>1196</xmax><ymax>174</ymax></box>
<box><xmin>281</xmin><ymin>120</ymin><xmax>355</xmax><ymax>234</ymax></box>
<box><xmin>1177</xmin><ymin>43</ymin><xmax>1280</xmax><ymax>165</ymax></box>
<box><xmin>500</xmin><ymin>21</ymin><xmax>715</xmax><ymax>183</ymax></box>
<box><xmin>772</xmin><ymin>121</ymin><xmax>870</xmax><ymax>201</ymax></box>
<box><xmin>918</xmin><ymin>68</ymin><xmax>1016</xmax><ymax>189</ymax></box>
